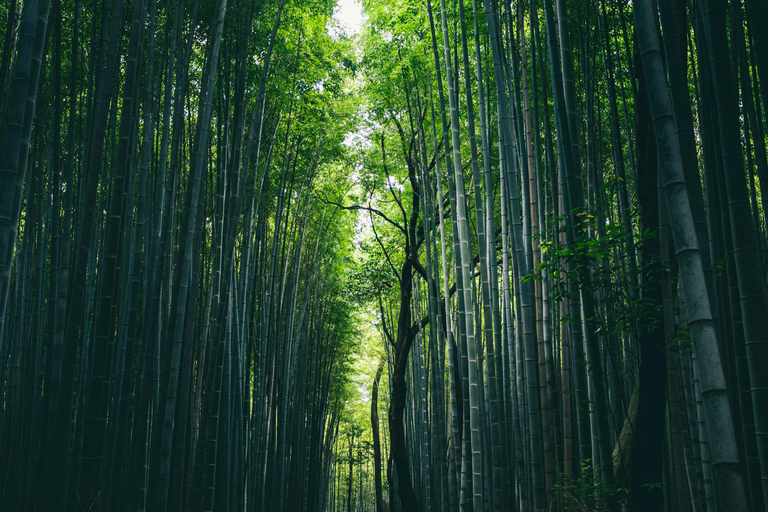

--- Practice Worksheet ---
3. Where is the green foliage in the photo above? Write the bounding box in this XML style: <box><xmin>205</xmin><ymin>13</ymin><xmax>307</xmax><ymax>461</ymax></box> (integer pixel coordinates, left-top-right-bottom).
<box><xmin>553</xmin><ymin>461</ymin><xmax>628</xmax><ymax>512</ymax></box>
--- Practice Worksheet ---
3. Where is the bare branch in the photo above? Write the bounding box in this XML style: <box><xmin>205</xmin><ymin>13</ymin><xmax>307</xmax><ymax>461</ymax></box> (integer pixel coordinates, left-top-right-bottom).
<box><xmin>369</xmin><ymin>209</ymin><xmax>401</xmax><ymax>283</ymax></box>
<box><xmin>315</xmin><ymin>189</ymin><xmax>406</xmax><ymax>235</ymax></box>
<box><xmin>381</xmin><ymin>134</ymin><xmax>409</xmax><ymax>235</ymax></box>
<box><xmin>377</xmin><ymin>277</ymin><xmax>396</xmax><ymax>347</ymax></box>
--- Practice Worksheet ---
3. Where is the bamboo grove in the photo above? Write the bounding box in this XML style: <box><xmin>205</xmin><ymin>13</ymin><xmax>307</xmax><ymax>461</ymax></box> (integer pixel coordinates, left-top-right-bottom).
<box><xmin>323</xmin><ymin>0</ymin><xmax>768</xmax><ymax>509</ymax></box>
<box><xmin>2</xmin><ymin>0</ymin><xmax>768</xmax><ymax>509</ymax></box>
<box><xmin>0</xmin><ymin>0</ymin><xmax>366</xmax><ymax>509</ymax></box>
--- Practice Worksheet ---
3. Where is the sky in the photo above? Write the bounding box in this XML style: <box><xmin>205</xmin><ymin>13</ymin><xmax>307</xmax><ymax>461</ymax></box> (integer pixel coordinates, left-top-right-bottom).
<box><xmin>331</xmin><ymin>0</ymin><xmax>365</xmax><ymax>37</ymax></box>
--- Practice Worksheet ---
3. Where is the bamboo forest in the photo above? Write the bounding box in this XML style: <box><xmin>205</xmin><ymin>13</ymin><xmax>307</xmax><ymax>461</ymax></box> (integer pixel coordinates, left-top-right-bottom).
<box><xmin>3</xmin><ymin>0</ymin><xmax>768</xmax><ymax>508</ymax></box>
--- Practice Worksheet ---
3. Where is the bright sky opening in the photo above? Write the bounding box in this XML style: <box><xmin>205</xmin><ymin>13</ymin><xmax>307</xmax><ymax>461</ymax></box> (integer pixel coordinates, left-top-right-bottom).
<box><xmin>331</xmin><ymin>0</ymin><xmax>365</xmax><ymax>37</ymax></box>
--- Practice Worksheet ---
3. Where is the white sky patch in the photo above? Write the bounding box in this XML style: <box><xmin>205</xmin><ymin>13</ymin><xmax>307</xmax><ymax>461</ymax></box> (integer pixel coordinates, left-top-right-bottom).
<box><xmin>343</xmin><ymin>110</ymin><xmax>380</xmax><ymax>149</ymax></box>
<box><xmin>353</xmin><ymin>195</ymin><xmax>375</xmax><ymax>250</ymax></box>
<box><xmin>328</xmin><ymin>0</ymin><xmax>366</xmax><ymax>39</ymax></box>
<box><xmin>387</xmin><ymin>175</ymin><xmax>405</xmax><ymax>192</ymax></box>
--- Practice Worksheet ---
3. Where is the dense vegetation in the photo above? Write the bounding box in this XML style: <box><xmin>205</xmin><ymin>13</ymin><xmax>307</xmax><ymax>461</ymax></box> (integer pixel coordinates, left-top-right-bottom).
<box><xmin>1</xmin><ymin>0</ymin><xmax>768</xmax><ymax>510</ymax></box>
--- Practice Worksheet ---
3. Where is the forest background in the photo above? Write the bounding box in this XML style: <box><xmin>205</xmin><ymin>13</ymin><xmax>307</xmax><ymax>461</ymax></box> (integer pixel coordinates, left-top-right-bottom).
<box><xmin>1</xmin><ymin>0</ymin><xmax>767</xmax><ymax>510</ymax></box>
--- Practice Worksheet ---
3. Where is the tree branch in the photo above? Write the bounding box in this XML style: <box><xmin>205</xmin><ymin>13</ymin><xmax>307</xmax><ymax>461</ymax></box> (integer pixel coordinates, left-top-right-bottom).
<box><xmin>315</xmin><ymin>189</ymin><xmax>406</xmax><ymax>235</ymax></box>
<box><xmin>370</xmin><ymin>209</ymin><xmax>401</xmax><ymax>283</ymax></box>
<box><xmin>377</xmin><ymin>278</ymin><xmax>395</xmax><ymax>347</ymax></box>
